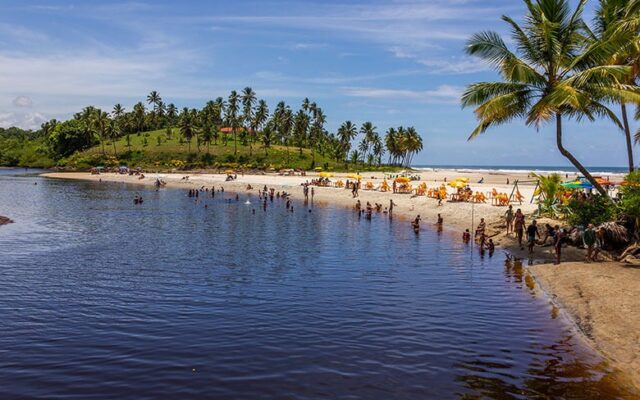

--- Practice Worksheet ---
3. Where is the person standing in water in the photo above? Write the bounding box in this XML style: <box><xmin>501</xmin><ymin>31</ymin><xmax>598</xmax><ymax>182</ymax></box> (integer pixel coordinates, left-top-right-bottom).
<box><xmin>412</xmin><ymin>215</ymin><xmax>421</xmax><ymax>233</ymax></box>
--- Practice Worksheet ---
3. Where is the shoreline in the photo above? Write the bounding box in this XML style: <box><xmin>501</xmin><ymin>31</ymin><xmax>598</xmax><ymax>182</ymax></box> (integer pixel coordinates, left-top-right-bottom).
<box><xmin>41</xmin><ymin>171</ymin><xmax>640</xmax><ymax>392</ymax></box>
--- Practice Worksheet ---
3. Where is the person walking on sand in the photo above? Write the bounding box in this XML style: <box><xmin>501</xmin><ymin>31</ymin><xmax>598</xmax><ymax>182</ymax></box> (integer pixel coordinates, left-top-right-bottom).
<box><xmin>583</xmin><ymin>224</ymin><xmax>596</xmax><ymax>262</ymax></box>
<box><xmin>526</xmin><ymin>220</ymin><xmax>540</xmax><ymax>254</ymax></box>
<box><xmin>504</xmin><ymin>205</ymin><xmax>514</xmax><ymax>235</ymax></box>
<box><xmin>514</xmin><ymin>209</ymin><xmax>525</xmax><ymax>250</ymax></box>
<box><xmin>554</xmin><ymin>225</ymin><xmax>564</xmax><ymax>265</ymax></box>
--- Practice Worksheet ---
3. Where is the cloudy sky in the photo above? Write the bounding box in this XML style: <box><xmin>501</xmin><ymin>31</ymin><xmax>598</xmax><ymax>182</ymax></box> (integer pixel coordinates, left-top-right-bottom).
<box><xmin>0</xmin><ymin>0</ymin><xmax>630</xmax><ymax>167</ymax></box>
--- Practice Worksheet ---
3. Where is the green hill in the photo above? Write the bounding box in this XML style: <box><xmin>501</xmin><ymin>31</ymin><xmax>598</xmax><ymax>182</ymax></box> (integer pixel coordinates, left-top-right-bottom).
<box><xmin>64</xmin><ymin>128</ymin><xmax>363</xmax><ymax>171</ymax></box>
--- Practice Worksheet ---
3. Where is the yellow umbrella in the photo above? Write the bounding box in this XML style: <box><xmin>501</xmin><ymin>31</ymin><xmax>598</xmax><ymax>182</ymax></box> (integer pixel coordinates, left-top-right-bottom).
<box><xmin>347</xmin><ymin>174</ymin><xmax>363</xmax><ymax>180</ymax></box>
<box><xmin>448</xmin><ymin>180</ymin><xmax>467</xmax><ymax>188</ymax></box>
<box><xmin>319</xmin><ymin>172</ymin><xmax>333</xmax><ymax>178</ymax></box>
<box><xmin>395</xmin><ymin>176</ymin><xmax>410</xmax><ymax>183</ymax></box>
<box><xmin>314</xmin><ymin>167</ymin><xmax>323</xmax><ymax>172</ymax></box>
<box><xmin>224</xmin><ymin>169</ymin><xmax>235</xmax><ymax>174</ymax></box>
<box><xmin>455</xmin><ymin>177</ymin><xmax>470</xmax><ymax>182</ymax></box>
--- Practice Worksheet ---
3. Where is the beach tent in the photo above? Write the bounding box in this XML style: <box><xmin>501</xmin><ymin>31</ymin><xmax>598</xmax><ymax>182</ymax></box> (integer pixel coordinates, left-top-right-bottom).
<box><xmin>561</xmin><ymin>179</ymin><xmax>593</xmax><ymax>189</ymax></box>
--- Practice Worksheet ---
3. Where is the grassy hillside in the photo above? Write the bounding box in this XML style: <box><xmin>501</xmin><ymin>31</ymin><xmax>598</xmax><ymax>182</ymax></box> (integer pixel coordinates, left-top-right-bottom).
<box><xmin>64</xmin><ymin>128</ymin><xmax>376</xmax><ymax>171</ymax></box>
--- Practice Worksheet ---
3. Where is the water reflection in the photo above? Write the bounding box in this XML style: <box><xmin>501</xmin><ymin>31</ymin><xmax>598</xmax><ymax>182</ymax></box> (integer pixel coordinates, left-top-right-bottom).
<box><xmin>0</xmin><ymin>175</ymin><xmax>635</xmax><ymax>399</ymax></box>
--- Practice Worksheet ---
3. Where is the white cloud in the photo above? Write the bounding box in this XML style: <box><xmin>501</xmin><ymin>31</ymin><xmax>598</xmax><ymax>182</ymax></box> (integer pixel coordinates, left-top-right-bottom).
<box><xmin>341</xmin><ymin>85</ymin><xmax>463</xmax><ymax>104</ymax></box>
<box><xmin>0</xmin><ymin>111</ymin><xmax>47</xmax><ymax>130</ymax></box>
<box><xmin>12</xmin><ymin>96</ymin><xmax>33</xmax><ymax>108</ymax></box>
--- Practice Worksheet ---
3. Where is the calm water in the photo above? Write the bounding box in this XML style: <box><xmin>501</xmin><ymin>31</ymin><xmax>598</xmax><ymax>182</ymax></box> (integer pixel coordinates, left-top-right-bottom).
<box><xmin>0</xmin><ymin>171</ymin><xmax>633</xmax><ymax>399</ymax></box>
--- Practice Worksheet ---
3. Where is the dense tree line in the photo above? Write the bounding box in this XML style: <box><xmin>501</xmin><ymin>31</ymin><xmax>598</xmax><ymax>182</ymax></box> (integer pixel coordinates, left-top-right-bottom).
<box><xmin>37</xmin><ymin>89</ymin><xmax>423</xmax><ymax>168</ymax></box>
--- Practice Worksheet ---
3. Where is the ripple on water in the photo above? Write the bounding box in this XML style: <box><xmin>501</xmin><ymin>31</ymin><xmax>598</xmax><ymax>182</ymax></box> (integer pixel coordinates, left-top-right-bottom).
<box><xmin>0</xmin><ymin>176</ymin><xmax>635</xmax><ymax>399</ymax></box>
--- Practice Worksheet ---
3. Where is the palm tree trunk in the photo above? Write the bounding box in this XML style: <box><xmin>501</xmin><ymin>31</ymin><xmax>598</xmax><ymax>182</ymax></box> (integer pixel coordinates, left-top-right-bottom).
<box><xmin>113</xmin><ymin>141</ymin><xmax>117</xmax><ymax>157</ymax></box>
<box><xmin>556</xmin><ymin>113</ymin><xmax>607</xmax><ymax>197</ymax></box>
<box><xmin>622</xmin><ymin>103</ymin><xmax>634</xmax><ymax>172</ymax></box>
<box><xmin>234</xmin><ymin>130</ymin><xmax>237</xmax><ymax>155</ymax></box>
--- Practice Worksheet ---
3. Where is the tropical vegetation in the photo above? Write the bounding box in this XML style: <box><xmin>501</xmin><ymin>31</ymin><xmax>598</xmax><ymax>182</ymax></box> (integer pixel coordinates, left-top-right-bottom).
<box><xmin>3</xmin><ymin>90</ymin><xmax>423</xmax><ymax>171</ymax></box>
<box><xmin>463</xmin><ymin>0</ymin><xmax>640</xmax><ymax>197</ymax></box>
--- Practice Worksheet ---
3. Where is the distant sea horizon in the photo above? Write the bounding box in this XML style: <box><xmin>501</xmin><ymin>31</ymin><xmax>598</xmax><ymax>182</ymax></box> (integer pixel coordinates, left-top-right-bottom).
<box><xmin>412</xmin><ymin>164</ymin><xmax>629</xmax><ymax>176</ymax></box>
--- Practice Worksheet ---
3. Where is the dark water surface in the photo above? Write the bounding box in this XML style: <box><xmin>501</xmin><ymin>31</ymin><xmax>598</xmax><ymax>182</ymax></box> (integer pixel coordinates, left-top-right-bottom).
<box><xmin>0</xmin><ymin>172</ymin><xmax>633</xmax><ymax>399</ymax></box>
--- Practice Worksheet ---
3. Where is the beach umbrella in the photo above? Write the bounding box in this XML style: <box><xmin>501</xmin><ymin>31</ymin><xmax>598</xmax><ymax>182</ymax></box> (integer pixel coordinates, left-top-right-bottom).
<box><xmin>224</xmin><ymin>169</ymin><xmax>235</xmax><ymax>174</ymax></box>
<box><xmin>319</xmin><ymin>172</ymin><xmax>333</xmax><ymax>178</ymax></box>
<box><xmin>347</xmin><ymin>174</ymin><xmax>363</xmax><ymax>180</ymax></box>
<box><xmin>448</xmin><ymin>180</ymin><xmax>467</xmax><ymax>188</ymax></box>
<box><xmin>314</xmin><ymin>167</ymin><xmax>323</xmax><ymax>172</ymax></box>
<box><xmin>395</xmin><ymin>177</ymin><xmax>410</xmax><ymax>183</ymax></box>
<box><xmin>455</xmin><ymin>177</ymin><xmax>470</xmax><ymax>182</ymax></box>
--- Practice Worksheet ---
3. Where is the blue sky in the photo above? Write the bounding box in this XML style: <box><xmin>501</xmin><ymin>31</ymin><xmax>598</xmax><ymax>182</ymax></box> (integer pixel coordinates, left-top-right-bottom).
<box><xmin>0</xmin><ymin>0</ymin><xmax>630</xmax><ymax>166</ymax></box>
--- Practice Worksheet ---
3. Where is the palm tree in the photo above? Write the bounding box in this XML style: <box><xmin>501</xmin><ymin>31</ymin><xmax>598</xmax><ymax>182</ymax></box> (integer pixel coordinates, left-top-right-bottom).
<box><xmin>146</xmin><ymin>91</ymin><xmax>162</xmax><ymax>128</ymax></box>
<box><xmin>112</xmin><ymin>104</ymin><xmax>125</xmax><ymax>120</ymax></box>
<box><xmin>241</xmin><ymin>87</ymin><xmax>257</xmax><ymax>153</ymax></box>
<box><xmin>293</xmin><ymin>109</ymin><xmax>309</xmax><ymax>154</ymax></box>
<box><xmin>108</xmin><ymin>120</ymin><xmax>119</xmax><ymax>156</ymax></box>
<box><xmin>226</xmin><ymin>90</ymin><xmax>240</xmax><ymax>154</ymax></box>
<box><xmin>360</xmin><ymin>122</ymin><xmax>376</xmax><ymax>160</ymax></box>
<box><xmin>93</xmin><ymin>110</ymin><xmax>110</xmax><ymax>155</ymax></box>
<box><xmin>166</xmin><ymin>103</ymin><xmax>177</xmax><ymax>138</ymax></box>
<box><xmin>309</xmin><ymin>106</ymin><xmax>326</xmax><ymax>164</ymax></box>
<box><xmin>404</xmin><ymin>127</ymin><xmax>423</xmax><ymax>167</ymax></box>
<box><xmin>592</xmin><ymin>0</ymin><xmax>640</xmax><ymax>172</ymax></box>
<box><xmin>462</xmin><ymin>0</ymin><xmax>640</xmax><ymax>196</ymax></box>
<box><xmin>371</xmin><ymin>133</ymin><xmax>384</xmax><ymax>166</ymax></box>
<box><xmin>179</xmin><ymin>107</ymin><xmax>194</xmax><ymax>153</ymax></box>
<box><xmin>337</xmin><ymin>121</ymin><xmax>357</xmax><ymax>164</ymax></box>
<box><xmin>132</xmin><ymin>102</ymin><xmax>146</xmax><ymax>136</ymax></box>
<box><xmin>254</xmin><ymin>99</ymin><xmax>269</xmax><ymax>152</ymax></box>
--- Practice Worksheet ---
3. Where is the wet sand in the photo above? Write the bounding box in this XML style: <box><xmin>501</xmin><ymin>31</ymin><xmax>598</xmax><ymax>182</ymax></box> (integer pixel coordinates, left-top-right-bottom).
<box><xmin>41</xmin><ymin>170</ymin><xmax>639</xmax><ymax>391</ymax></box>
<box><xmin>530</xmin><ymin>262</ymin><xmax>640</xmax><ymax>390</ymax></box>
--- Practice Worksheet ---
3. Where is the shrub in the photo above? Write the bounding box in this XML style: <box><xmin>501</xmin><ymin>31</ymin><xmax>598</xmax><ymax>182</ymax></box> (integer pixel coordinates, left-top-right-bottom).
<box><xmin>620</xmin><ymin>171</ymin><xmax>640</xmax><ymax>219</ymax></box>
<box><xmin>566</xmin><ymin>195</ymin><xmax>617</xmax><ymax>226</ymax></box>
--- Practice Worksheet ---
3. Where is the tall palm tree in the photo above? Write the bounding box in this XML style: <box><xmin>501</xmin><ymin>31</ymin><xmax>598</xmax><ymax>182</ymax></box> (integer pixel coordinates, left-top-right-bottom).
<box><xmin>132</xmin><ymin>102</ymin><xmax>146</xmax><ymax>136</ymax></box>
<box><xmin>112</xmin><ymin>104</ymin><xmax>125</xmax><ymax>120</ymax></box>
<box><xmin>146</xmin><ymin>91</ymin><xmax>162</xmax><ymax>128</ymax></box>
<box><xmin>93</xmin><ymin>110</ymin><xmax>110</xmax><ymax>155</ymax></box>
<box><xmin>592</xmin><ymin>0</ymin><xmax>640</xmax><ymax>172</ymax></box>
<box><xmin>241</xmin><ymin>87</ymin><xmax>257</xmax><ymax>153</ymax></box>
<box><xmin>293</xmin><ymin>109</ymin><xmax>309</xmax><ymax>154</ymax></box>
<box><xmin>253</xmin><ymin>99</ymin><xmax>269</xmax><ymax>152</ymax></box>
<box><xmin>108</xmin><ymin>120</ymin><xmax>119</xmax><ymax>156</ymax></box>
<box><xmin>166</xmin><ymin>103</ymin><xmax>177</xmax><ymax>138</ymax></box>
<box><xmin>179</xmin><ymin>107</ymin><xmax>194</xmax><ymax>153</ymax></box>
<box><xmin>462</xmin><ymin>0</ymin><xmax>640</xmax><ymax>196</ymax></box>
<box><xmin>309</xmin><ymin>106</ymin><xmax>326</xmax><ymax>163</ymax></box>
<box><xmin>226</xmin><ymin>90</ymin><xmax>240</xmax><ymax>154</ymax></box>
<box><xmin>360</xmin><ymin>122</ymin><xmax>377</xmax><ymax>160</ymax></box>
<box><xmin>371</xmin><ymin>133</ymin><xmax>384</xmax><ymax>166</ymax></box>
<box><xmin>337</xmin><ymin>121</ymin><xmax>357</xmax><ymax>164</ymax></box>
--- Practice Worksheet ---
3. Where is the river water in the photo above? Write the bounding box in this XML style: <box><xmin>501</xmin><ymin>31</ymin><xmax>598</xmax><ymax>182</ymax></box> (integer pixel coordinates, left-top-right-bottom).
<box><xmin>0</xmin><ymin>170</ymin><xmax>632</xmax><ymax>398</ymax></box>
